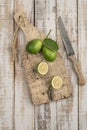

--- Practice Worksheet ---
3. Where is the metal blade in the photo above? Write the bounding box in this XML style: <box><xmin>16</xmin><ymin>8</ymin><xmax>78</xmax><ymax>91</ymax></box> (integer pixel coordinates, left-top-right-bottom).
<box><xmin>58</xmin><ymin>16</ymin><xmax>74</xmax><ymax>56</ymax></box>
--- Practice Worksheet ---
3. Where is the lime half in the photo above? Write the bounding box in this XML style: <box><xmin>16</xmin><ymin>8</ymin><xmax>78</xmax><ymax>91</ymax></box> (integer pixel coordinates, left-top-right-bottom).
<box><xmin>37</xmin><ymin>62</ymin><xmax>48</xmax><ymax>75</ymax></box>
<box><xmin>51</xmin><ymin>76</ymin><xmax>63</xmax><ymax>89</ymax></box>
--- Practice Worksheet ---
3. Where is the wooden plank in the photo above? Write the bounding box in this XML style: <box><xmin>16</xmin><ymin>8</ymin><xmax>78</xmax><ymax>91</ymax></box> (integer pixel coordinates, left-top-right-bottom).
<box><xmin>0</xmin><ymin>0</ymin><xmax>10</xmax><ymax>5</ymax></box>
<box><xmin>34</xmin><ymin>0</ymin><xmax>57</xmax><ymax>129</ymax></box>
<box><xmin>78</xmin><ymin>0</ymin><xmax>87</xmax><ymax>129</ymax></box>
<box><xmin>14</xmin><ymin>0</ymin><xmax>34</xmax><ymax>130</ymax></box>
<box><xmin>56</xmin><ymin>0</ymin><xmax>78</xmax><ymax>130</ymax></box>
<box><xmin>0</xmin><ymin>1</ymin><xmax>14</xmax><ymax>20</ymax></box>
<box><xmin>0</xmin><ymin>0</ymin><xmax>14</xmax><ymax>130</ymax></box>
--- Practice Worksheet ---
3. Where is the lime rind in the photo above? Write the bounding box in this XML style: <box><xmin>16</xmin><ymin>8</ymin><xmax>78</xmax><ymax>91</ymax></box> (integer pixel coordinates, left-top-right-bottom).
<box><xmin>26</xmin><ymin>39</ymin><xmax>42</xmax><ymax>54</ymax></box>
<box><xmin>43</xmin><ymin>38</ymin><xmax>59</xmax><ymax>51</ymax></box>
<box><xmin>42</xmin><ymin>47</ymin><xmax>57</xmax><ymax>62</ymax></box>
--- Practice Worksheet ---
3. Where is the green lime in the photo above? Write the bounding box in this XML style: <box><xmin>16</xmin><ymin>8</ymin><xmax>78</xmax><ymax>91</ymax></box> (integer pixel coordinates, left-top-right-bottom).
<box><xmin>51</xmin><ymin>76</ymin><xmax>63</xmax><ymax>89</ymax></box>
<box><xmin>43</xmin><ymin>38</ymin><xmax>59</xmax><ymax>51</ymax></box>
<box><xmin>37</xmin><ymin>61</ymin><xmax>48</xmax><ymax>75</ymax></box>
<box><xmin>42</xmin><ymin>47</ymin><xmax>57</xmax><ymax>62</ymax></box>
<box><xmin>26</xmin><ymin>39</ymin><xmax>42</xmax><ymax>54</ymax></box>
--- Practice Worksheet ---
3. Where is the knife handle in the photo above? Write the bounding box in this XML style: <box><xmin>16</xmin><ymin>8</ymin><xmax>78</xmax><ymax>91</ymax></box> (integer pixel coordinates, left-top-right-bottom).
<box><xmin>69</xmin><ymin>55</ymin><xmax>85</xmax><ymax>85</ymax></box>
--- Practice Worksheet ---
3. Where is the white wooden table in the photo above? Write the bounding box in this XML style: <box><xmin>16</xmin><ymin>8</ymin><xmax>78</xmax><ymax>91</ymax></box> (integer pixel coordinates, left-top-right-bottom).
<box><xmin>0</xmin><ymin>0</ymin><xmax>87</xmax><ymax>130</ymax></box>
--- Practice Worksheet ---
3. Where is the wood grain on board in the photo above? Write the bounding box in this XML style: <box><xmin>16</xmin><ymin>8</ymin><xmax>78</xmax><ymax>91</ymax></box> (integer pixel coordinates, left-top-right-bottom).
<box><xmin>0</xmin><ymin>0</ymin><xmax>14</xmax><ymax>130</ymax></box>
<box><xmin>78</xmin><ymin>0</ymin><xmax>87</xmax><ymax>130</ymax></box>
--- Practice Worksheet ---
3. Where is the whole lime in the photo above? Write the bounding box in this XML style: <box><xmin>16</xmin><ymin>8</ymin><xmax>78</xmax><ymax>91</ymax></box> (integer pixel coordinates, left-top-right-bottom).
<box><xmin>42</xmin><ymin>47</ymin><xmax>57</xmax><ymax>62</ymax></box>
<box><xmin>26</xmin><ymin>39</ymin><xmax>42</xmax><ymax>54</ymax></box>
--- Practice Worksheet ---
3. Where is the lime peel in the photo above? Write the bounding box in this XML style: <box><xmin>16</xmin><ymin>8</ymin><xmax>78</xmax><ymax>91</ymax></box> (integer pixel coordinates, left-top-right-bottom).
<box><xmin>42</xmin><ymin>47</ymin><xmax>57</xmax><ymax>62</ymax></box>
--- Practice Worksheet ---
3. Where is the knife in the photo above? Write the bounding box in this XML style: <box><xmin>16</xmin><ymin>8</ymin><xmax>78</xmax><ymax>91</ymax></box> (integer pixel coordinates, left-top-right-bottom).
<box><xmin>58</xmin><ymin>16</ymin><xmax>85</xmax><ymax>85</ymax></box>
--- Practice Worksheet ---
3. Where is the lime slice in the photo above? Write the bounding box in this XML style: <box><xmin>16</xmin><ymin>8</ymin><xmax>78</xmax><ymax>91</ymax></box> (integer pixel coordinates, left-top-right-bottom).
<box><xmin>51</xmin><ymin>76</ymin><xmax>63</xmax><ymax>89</ymax></box>
<box><xmin>37</xmin><ymin>62</ymin><xmax>48</xmax><ymax>75</ymax></box>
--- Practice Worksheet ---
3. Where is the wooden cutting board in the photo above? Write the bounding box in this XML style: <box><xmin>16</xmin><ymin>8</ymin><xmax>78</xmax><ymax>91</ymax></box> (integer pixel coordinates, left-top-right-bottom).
<box><xmin>14</xmin><ymin>11</ymin><xmax>72</xmax><ymax>105</ymax></box>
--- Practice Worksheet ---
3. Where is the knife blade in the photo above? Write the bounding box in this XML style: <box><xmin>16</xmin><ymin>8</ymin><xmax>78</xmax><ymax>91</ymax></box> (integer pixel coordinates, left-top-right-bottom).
<box><xmin>58</xmin><ymin>16</ymin><xmax>74</xmax><ymax>56</ymax></box>
<box><xmin>58</xmin><ymin>16</ymin><xmax>85</xmax><ymax>85</ymax></box>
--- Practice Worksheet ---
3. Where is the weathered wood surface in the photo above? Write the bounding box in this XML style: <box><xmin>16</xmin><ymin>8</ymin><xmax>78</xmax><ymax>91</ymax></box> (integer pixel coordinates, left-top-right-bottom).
<box><xmin>0</xmin><ymin>0</ymin><xmax>14</xmax><ymax>130</ymax></box>
<box><xmin>56</xmin><ymin>1</ymin><xmax>78</xmax><ymax>130</ymax></box>
<box><xmin>78</xmin><ymin>0</ymin><xmax>87</xmax><ymax>129</ymax></box>
<box><xmin>14</xmin><ymin>0</ymin><xmax>34</xmax><ymax>130</ymax></box>
<box><xmin>0</xmin><ymin>0</ymin><xmax>87</xmax><ymax>130</ymax></box>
